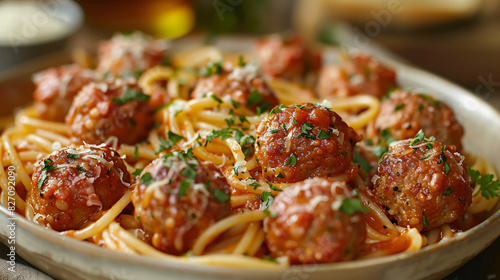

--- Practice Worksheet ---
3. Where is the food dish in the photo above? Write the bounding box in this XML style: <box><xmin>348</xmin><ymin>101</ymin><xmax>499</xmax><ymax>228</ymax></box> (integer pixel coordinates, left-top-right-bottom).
<box><xmin>0</xmin><ymin>33</ymin><xmax>498</xmax><ymax>280</ymax></box>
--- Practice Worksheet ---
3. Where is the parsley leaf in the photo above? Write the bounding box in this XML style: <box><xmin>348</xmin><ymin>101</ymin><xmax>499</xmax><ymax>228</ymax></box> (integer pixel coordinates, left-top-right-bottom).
<box><xmin>178</xmin><ymin>181</ymin><xmax>190</xmax><ymax>197</ymax></box>
<box><xmin>395</xmin><ymin>104</ymin><xmax>405</xmax><ymax>111</ymax></box>
<box><xmin>418</xmin><ymin>93</ymin><xmax>440</xmax><ymax>106</ymax></box>
<box><xmin>238</xmin><ymin>56</ymin><xmax>246</xmax><ymax>67</ymax></box>
<box><xmin>112</xmin><ymin>87</ymin><xmax>150</xmax><ymax>104</ymax></box>
<box><xmin>133</xmin><ymin>144</ymin><xmax>139</xmax><ymax>159</ymax></box>
<box><xmin>269</xmin><ymin>104</ymin><xmax>286</xmax><ymax>115</ymax></box>
<box><xmin>140</xmin><ymin>172</ymin><xmax>154</xmax><ymax>186</ymax></box>
<box><xmin>267</xmin><ymin>182</ymin><xmax>282</xmax><ymax>192</ymax></box>
<box><xmin>423</xmin><ymin>212</ymin><xmax>429</xmax><ymax>226</ymax></box>
<box><xmin>354</xmin><ymin>152</ymin><xmax>373</xmax><ymax>172</ymax></box>
<box><xmin>469</xmin><ymin>168</ymin><xmax>500</xmax><ymax>199</ymax></box>
<box><xmin>67</xmin><ymin>153</ymin><xmax>80</xmax><ymax>160</ymax></box>
<box><xmin>411</xmin><ymin>129</ymin><xmax>427</xmax><ymax>146</ymax></box>
<box><xmin>444</xmin><ymin>188</ymin><xmax>455</xmax><ymax>196</ymax></box>
<box><xmin>340</xmin><ymin>198</ymin><xmax>370</xmax><ymax>215</ymax></box>
<box><xmin>317</xmin><ymin>130</ymin><xmax>330</xmax><ymax>139</ymax></box>
<box><xmin>260</xmin><ymin>191</ymin><xmax>274</xmax><ymax>211</ymax></box>
<box><xmin>210</xmin><ymin>95</ymin><xmax>223</xmax><ymax>104</ymax></box>
<box><xmin>212</xmin><ymin>188</ymin><xmax>231</xmax><ymax>203</ymax></box>
<box><xmin>132</xmin><ymin>168</ymin><xmax>143</xmax><ymax>176</ymax></box>
<box><xmin>285</xmin><ymin>154</ymin><xmax>297</xmax><ymax>166</ymax></box>
<box><xmin>247</xmin><ymin>90</ymin><xmax>263</xmax><ymax>107</ymax></box>
<box><xmin>155</xmin><ymin>131</ymin><xmax>184</xmax><ymax>154</ymax></box>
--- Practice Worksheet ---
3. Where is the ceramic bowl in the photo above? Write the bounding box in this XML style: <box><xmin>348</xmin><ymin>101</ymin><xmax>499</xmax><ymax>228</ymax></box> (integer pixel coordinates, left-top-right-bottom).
<box><xmin>0</xmin><ymin>36</ymin><xmax>499</xmax><ymax>280</ymax></box>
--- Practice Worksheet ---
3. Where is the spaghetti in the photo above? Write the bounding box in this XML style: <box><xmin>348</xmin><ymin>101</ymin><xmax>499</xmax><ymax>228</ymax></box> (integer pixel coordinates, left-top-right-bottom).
<box><xmin>0</xmin><ymin>32</ymin><xmax>498</xmax><ymax>268</ymax></box>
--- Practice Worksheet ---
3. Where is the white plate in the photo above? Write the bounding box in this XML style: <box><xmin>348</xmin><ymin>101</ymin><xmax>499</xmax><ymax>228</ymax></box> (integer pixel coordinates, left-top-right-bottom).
<box><xmin>0</xmin><ymin>36</ymin><xmax>499</xmax><ymax>280</ymax></box>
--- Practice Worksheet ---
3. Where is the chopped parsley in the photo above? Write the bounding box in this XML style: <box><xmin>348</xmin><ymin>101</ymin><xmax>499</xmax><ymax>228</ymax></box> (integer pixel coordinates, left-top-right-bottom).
<box><xmin>247</xmin><ymin>90</ymin><xmax>263</xmax><ymax>107</ymax></box>
<box><xmin>340</xmin><ymin>198</ymin><xmax>370</xmax><ymax>215</ymax></box>
<box><xmin>247</xmin><ymin>90</ymin><xmax>271</xmax><ymax>114</ymax></box>
<box><xmin>469</xmin><ymin>168</ymin><xmax>500</xmax><ymax>199</ymax></box>
<box><xmin>66</xmin><ymin>153</ymin><xmax>80</xmax><ymax>160</ymax></box>
<box><xmin>230</xmin><ymin>99</ymin><xmax>240</xmax><ymax>108</ymax></box>
<box><xmin>140</xmin><ymin>172</ymin><xmax>154</xmax><ymax>186</ymax></box>
<box><xmin>395</xmin><ymin>103</ymin><xmax>405</xmax><ymax>111</ymax></box>
<box><xmin>269</xmin><ymin>104</ymin><xmax>286</xmax><ymax>115</ymax></box>
<box><xmin>133</xmin><ymin>144</ymin><xmax>139</xmax><ymax>159</ymax></box>
<box><xmin>317</xmin><ymin>130</ymin><xmax>330</xmax><ymax>139</ymax></box>
<box><xmin>155</xmin><ymin>131</ymin><xmax>184</xmax><ymax>154</ymax></box>
<box><xmin>380</xmin><ymin>129</ymin><xmax>396</xmax><ymax>146</ymax></box>
<box><xmin>199</xmin><ymin>60</ymin><xmax>223</xmax><ymax>77</ymax></box>
<box><xmin>423</xmin><ymin>212</ymin><xmax>429</xmax><ymax>226</ymax></box>
<box><xmin>76</xmin><ymin>166</ymin><xmax>85</xmax><ymax>172</ymax></box>
<box><xmin>276</xmin><ymin>172</ymin><xmax>284</xmax><ymax>178</ymax></box>
<box><xmin>112</xmin><ymin>87</ymin><xmax>150</xmax><ymax>104</ymax></box>
<box><xmin>354</xmin><ymin>151</ymin><xmax>373</xmax><ymax>172</ymax></box>
<box><xmin>238</xmin><ymin>56</ymin><xmax>246</xmax><ymax>67</ymax></box>
<box><xmin>262</xmin><ymin>257</ymin><xmax>278</xmax><ymax>263</ymax></box>
<box><xmin>300</xmin><ymin>122</ymin><xmax>315</xmax><ymax>139</ymax></box>
<box><xmin>41</xmin><ymin>159</ymin><xmax>56</xmax><ymax>171</ymax></box>
<box><xmin>210</xmin><ymin>95</ymin><xmax>223</xmax><ymax>105</ymax></box>
<box><xmin>444</xmin><ymin>188</ymin><xmax>455</xmax><ymax>196</ymax></box>
<box><xmin>178</xmin><ymin>180</ymin><xmax>190</xmax><ymax>197</ymax></box>
<box><xmin>365</xmin><ymin>139</ymin><xmax>373</xmax><ymax>145</ymax></box>
<box><xmin>132</xmin><ymin>168</ymin><xmax>143</xmax><ymax>176</ymax></box>
<box><xmin>418</xmin><ymin>93</ymin><xmax>440</xmax><ymax>106</ymax></box>
<box><xmin>267</xmin><ymin>182</ymin><xmax>282</xmax><ymax>192</ymax></box>
<box><xmin>437</xmin><ymin>145</ymin><xmax>450</xmax><ymax>175</ymax></box>
<box><xmin>270</xmin><ymin>129</ymin><xmax>279</xmax><ymax>134</ymax></box>
<box><xmin>260</xmin><ymin>191</ymin><xmax>274</xmax><ymax>211</ymax></box>
<box><xmin>285</xmin><ymin>154</ymin><xmax>297</xmax><ymax>166</ymax></box>
<box><xmin>212</xmin><ymin>188</ymin><xmax>231</xmax><ymax>203</ymax></box>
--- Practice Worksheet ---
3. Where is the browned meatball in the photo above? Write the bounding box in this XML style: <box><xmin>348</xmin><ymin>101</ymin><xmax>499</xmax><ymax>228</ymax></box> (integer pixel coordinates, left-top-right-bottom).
<box><xmin>373</xmin><ymin>137</ymin><xmax>472</xmax><ymax>231</ymax></box>
<box><xmin>264</xmin><ymin>177</ymin><xmax>366</xmax><ymax>264</ymax></box>
<box><xmin>317</xmin><ymin>53</ymin><xmax>397</xmax><ymax>99</ymax></box>
<box><xmin>96</xmin><ymin>32</ymin><xmax>167</xmax><ymax>76</ymax></box>
<box><xmin>255</xmin><ymin>34</ymin><xmax>321</xmax><ymax>80</ymax></box>
<box><xmin>132</xmin><ymin>150</ymin><xmax>231</xmax><ymax>255</ymax></box>
<box><xmin>255</xmin><ymin>103</ymin><xmax>361</xmax><ymax>183</ymax></box>
<box><xmin>66</xmin><ymin>79</ymin><xmax>152</xmax><ymax>145</ymax></box>
<box><xmin>27</xmin><ymin>144</ymin><xmax>131</xmax><ymax>231</ymax></box>
<box><xmin>33</xmin><ymin>65</ymin><xmax>94</xmax><ymax>121</ymax></box>
<box><xmin>366</xmin><ymin>90</ymin><xmax>464</xmax><ymax>151</ymax></box>
<box><xmin>191</xmin><ymin>63</ymin><xmax>279</xmax><ymax>114</ymax></box>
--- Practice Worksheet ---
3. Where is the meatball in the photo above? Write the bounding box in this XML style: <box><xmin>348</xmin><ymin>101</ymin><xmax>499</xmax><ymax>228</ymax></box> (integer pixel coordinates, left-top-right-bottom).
<box><xmin>264</xmin><ymin>177</ymin><xmax>366</xmax><ymax>264</ymax></box>
<box><xmin>365</xmin><ymin>90</ymin><xmax>464</xmax><ymax>151</ymax></box>
<box><xmin>66</xmin><ymin>79</ymin><xmax>152</xmax><ymax>145</ymax></box>
<box><xmin>132</xmin><ymin>150</ymin><xmax>231</xmax><ymax>255</ymax></box>
<box><xmin>27</xmin><ymin>144</ymin><xmax>131</xmax><ymax>231</ymax></box>
<box><xmin>317</xmin><ymin>53</ymin><xmax>397</xmax><ymax>99</ymax></box>
<box><xmin>96</xmin><ymin>32</ymin><xmax>167</xmax><ymax>76</ymax></box>
<box><xmin>191</xmin><ymin>63</ymin><xmax>279</xmax><ymax>114</ymax></box>
<box><xmin>33</xmin><ymin>64</ymin><xmax>94</xmax><ymax>121</ymax></box>
<box><xmin>373</xmin><ymin>138</ymin><xmax>472</xmax><ymax>231</ymax></box>
<box><xmin>255</xmin><ymin>103</ymin><xmax>361</xmax><ymax>183</ymax></box>
<box><xmin>255</xmin><ymin>33</ymin><xmax>321</xmax><ymax>80</ymax></box>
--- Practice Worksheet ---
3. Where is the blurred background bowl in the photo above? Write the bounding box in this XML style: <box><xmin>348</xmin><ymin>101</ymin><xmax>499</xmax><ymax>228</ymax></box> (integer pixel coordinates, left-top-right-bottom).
<box><xmin>0</xmin><ymin>0</ymin><xmax>83</xmax><ymax>72</ymax></box>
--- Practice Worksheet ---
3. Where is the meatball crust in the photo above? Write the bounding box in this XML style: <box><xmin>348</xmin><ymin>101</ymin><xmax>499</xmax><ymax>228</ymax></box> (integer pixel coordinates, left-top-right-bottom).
<box><xmin>132</xmin><ymin>150</ymin><xmax>232</xmax><ymax>255</ymax></box>
<box><xmin>264</xmin><ymin>177</ymin><xmax>366</xmax><ymax>264</ymax></box>
<box><xmin>28</xmin><ymin>144</ymin><xmax>131</xmax><ymax>231</ymax></box>
<box><xmin>255</xmin><ymin>34</ymin><xmax>321</xmax><ymax>80</ymax></box>
<box><xmin>317</xmin><ymin>53</ymin><xmax>397</xmax><ymax>99</ymax></box>
<box><xmin>255</xmin><ymin>103</ymin><xmax>361</xmax><ymax>183</ymax></box>
<box><xmin>33</xmin><ymin>64</ymin><xmax>94</xmax><ymax>121</ymax></box>
<box><xmin>66</xmin><ymin>79</ymin><xmax>152</xmax><ymax>145</ymax></box>
<box><xmin>366</xmin><ymin>90</ymin><xmax>464</xmax><ymax>151</ymax></box>
<box><xmin>373</xmin><ymin>139</ymin><xmax>472</xmax><ymax>231</ymax></box>
<box><xmin>191</xmin><ymin>64</ymin><xmax>279</xmax><ymax>114</ymax></box>
<box><xmin>96</xmin><ymin>32</ymin><xmax>166</xmax><ymax>76</ymax></box>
